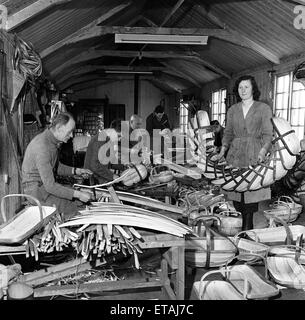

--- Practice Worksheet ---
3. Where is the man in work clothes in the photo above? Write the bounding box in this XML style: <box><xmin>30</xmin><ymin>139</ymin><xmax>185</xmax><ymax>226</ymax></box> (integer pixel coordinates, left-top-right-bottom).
<box><xmin>22</xmin><ymin>112</ymin><xmax>92</xmax><ymax>219</ymax></box>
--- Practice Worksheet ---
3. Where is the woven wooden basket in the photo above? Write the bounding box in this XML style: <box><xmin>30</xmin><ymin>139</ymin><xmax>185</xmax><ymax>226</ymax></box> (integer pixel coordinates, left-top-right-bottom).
<box><xmin>267</xmin><ymin>245</ymin><xmax>305</xmax><ymax>289</ymax></box>
<box><xmin>0</xmin><ymin>194</ymin><xmax>57</xmax><ymax>244</ymax></box>
<box><xmin>274</xmin><ymin>196</ymin><xmax>303</xmax><ymax>216</ymax></box>
<box><xmin>214</xmin><ymin>210</ymin><xmax>242</xmax><ymax>236</ymax></box>
<box><xmin>264</xmin><ymin>200</ymin><xmax>298</xmax><ymax>223</ymax></box>
<box><xmin>185</xmin><ymin>221</ymin><xmax>237</xmax><ymax>268</ymax></box>
<box><xmin>233</xmin><ymin>230</ymin><xmax>270</xmax><ymax>263</ymax></box>
<box><xmin>149</xmin><ymin>165</ymin><xmax>173</xmax><ymax>184</ymax></box>
<box><xmin>243</xmin><ymin>217</ymin><xmax>301</xmax><ymax>245</ymax></box>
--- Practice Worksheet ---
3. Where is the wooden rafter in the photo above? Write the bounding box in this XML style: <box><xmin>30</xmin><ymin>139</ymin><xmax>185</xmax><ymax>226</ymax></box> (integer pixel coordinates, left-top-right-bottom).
<box><xmin>160</xmin><ymin>0</ymin><xmax>185</xmax><ymax>27</ymax></box>
<box><xmin>6</xmin><ymin>0</ymin><xmax>72</xmax><ymax>31</ymax></box>
<box><xmin>50</xmin><ymin>48</ymin><xmax>208</xmax><ymax>78</ymax></box>
<box><xmin>285</xmin><ymin>0</ymin><xmax>305</xmax><ymax>5</ymax></box>
<box><xmin>195</xmin><ymin>4</ymin><xmax>280</xmax><ymax>64</ymax></box>
<box><xmin>40</xmin><ymin>2</ymin><xmax>131</xmax><ymax>58</ymax></box>
<box><xmin>64</xmin><ymin>79</ymin><xmax>118</xmax><ymax>92</ymax></box>
<box><xmin>41</xmin><ymin>25</ymin><xmax>233</xmax><ymax>58</ymax></box>
<box><xmin>60</xmin><ymin>74</ymin><xmax>152</xmax><ymax>90</ymax></box>
<box><xmin>56</xmin><ymin>65</ymin><xmax>165</xmax><ymax>86</ymax></box>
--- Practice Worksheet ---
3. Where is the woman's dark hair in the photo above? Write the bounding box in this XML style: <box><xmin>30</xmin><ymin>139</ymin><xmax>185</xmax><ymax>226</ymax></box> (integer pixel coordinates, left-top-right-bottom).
<box><xmin>110</xmin><ymin>119</ymin><xmax>123</xmax><ymax>131</ymax></box>
<box><xmin>210</xmin><ymin>120</ymin><xmax>220</xmax><ymax>126</ymax></box>
<box><xmin>154</xmin><ymin>105</ymin><xmax>164</xmax><ymax>113</ymax></box>
<box><xmin>233</xmin><ymin>75</ymin><xmax>261</xmax><ymax>102</ymax></box>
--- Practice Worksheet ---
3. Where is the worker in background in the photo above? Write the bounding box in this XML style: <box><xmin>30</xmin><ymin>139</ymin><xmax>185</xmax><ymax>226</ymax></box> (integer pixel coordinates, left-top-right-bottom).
<box><xmin>22</xmin><ymin>112</ymin><xmax>93</xmax><ymax>220</ymax></box>
<box><xmin>126</xmin><ymin>114</ymin><xmax>150</xmax><ymax>164</ymax></box>
<box><xmin>210</xmin><ymin>119</ymin><xmax>224</xmax><ymax>153</ymax></box>
<box><xmin>84</xmin><ymin>115</ymin><xmax>120</xmax><ymax>184</ymax></box>
<box><xmin>146</xmin><ymin>105</ymin><xmax>171</xmax><ymax>161</ymax></box>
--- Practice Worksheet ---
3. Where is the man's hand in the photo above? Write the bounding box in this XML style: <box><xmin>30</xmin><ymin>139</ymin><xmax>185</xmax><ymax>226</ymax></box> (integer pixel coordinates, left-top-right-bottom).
<box><xmin>73</xmin><ymin>190</ymin><xmax>92</xmax><ymax>203</ymax></box>
<box><xmin>75</xmin><ymin>168</ymin><xmax>93</xmax><ymax>178</ymax></box>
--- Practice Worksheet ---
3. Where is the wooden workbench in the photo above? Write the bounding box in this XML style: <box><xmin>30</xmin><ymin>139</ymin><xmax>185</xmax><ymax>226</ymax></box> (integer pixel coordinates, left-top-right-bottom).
<box><xmin>8</xmin><ymin>232</ymin><xmax>185</xmax><ymax>300</ymax></box>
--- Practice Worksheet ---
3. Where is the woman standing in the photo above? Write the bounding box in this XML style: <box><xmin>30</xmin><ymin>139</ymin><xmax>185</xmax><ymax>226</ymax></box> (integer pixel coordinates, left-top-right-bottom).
<box><xmin>217</xmin><ymin>75</ymin><xmax>273</xmax><ymax>230</ymax></box>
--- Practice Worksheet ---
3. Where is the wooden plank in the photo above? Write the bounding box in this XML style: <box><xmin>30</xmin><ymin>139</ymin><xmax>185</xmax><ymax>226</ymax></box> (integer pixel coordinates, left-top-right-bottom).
<box><xmin>163</xmin><ymin>247</ymin><xmax>178</xmax><ymax>269</ymax></box>
<box><xmin>140</xmin><ymin>239</ymin><xmax>185</xmax><ymax>249</ymax></box>
<box><xmin>20</xmin><ymin>257</ymin><xmax>105</xmax><ymax>285</ymax></box>
<box><xmin>33</xmin><ymin>278</ymin><xmax>162</xmax><ymax>297</ymax></box>
<box><xmin>163</xmin><ymin>281</ymin><xmax>177</xmax><ymax>300</ymax></box>
<box><xmin>50</xmin><ymin>49</ymin><xmax>218</xmax><ymax>78</ymax></box>
<box><xmin>160</xmin><ymin>0</ymin><xmax>185</xmax><ymax>27</ymax></box>
<box><xmin>176</xmin><ymin>246</ymin><xmax>185</xmax><ymax>300</ymax></box>
<box><xmin>0</xmin><ymin>245</ymin><xmax>25</xmax><ymax>255</ymax></box>
<box><xmin>107</xmin><ymin>186</ymin><xmax>121</xmax><ymax>204</ymax></box>
<box><xmin>75</xmin><ymin>187</ymin><xmax>184</xmax><ymax>215</ymax></box>
<box><xmin>56</xmin><ymin>65</ymin><xmax>164</xmax><ymax>86</ymax></box>
<box><xmin>62</xmin><ymin>25</ymin><xmax>232</xmax><ymax>37</ymax></box>
<box><xmin>2</xmin><ymin>98</ymin><xmax>22</xmax><ymax>180</ymax></box>
<box><xmin>6</xmin><ymin>0</ymin><xmax>72</xmax><ymax>31</ymax></box>
<box><xmin>24</xmin><ymin>259</ymin><xmax>107</xmax><ymax>287</ymax></box>
<box><xmin>89</xmin><ymin>290</ymin><xmax>162</xmax><ymax>300</ymax></box>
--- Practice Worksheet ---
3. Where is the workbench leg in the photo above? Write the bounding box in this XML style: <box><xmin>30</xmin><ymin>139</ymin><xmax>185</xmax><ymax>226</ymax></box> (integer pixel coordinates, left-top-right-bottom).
<box><xmin>176</xmin><ymin>246</ymin><xmax>185</xmax><ymax>300</ymax></box>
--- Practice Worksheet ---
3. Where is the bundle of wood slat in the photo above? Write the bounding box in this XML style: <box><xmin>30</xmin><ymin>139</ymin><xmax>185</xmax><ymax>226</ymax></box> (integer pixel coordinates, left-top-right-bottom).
<box><xmin>74</xmin><ymin>186</ymin><xmax>185</xmax><ymax>215</ymax></box>
<box><xmin>24</xmin><ymin>204</ymin><xmax>194</xmax><ymax>268</ymax></box>
<box><xmin>74</xmin><ymin>223</ymin><xmax>144</xmax><ymax>268</ymax></box>
<box><xmin>25</xmin><ymin>213</ymin><xmax>79</xmax><ymax>261</ymax></box>
<box><xmin>60</xmin><ymin>203</ymin><xmax>194</xmax><ymax>237</ymax></box>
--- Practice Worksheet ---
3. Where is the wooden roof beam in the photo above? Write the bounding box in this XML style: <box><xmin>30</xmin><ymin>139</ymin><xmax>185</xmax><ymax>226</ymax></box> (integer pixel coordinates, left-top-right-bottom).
<box><xmin>56</xmin><ymin>65</ymin><xmax>165</xmax><ymax>86</ymax></box>
<box><xmin>41</xmin><ymin>25</ymin><xmax>232</xmax><ymax>58</ymax></box>
<box><xmin>195</xmin><ymin>4</ymin><xmax>280</xmax><ymax>64</ymax></box>
<box><xmin>40</xmin><ymin>2</ymin><xmax>132</xmax><ymax>58</ymax></box>
<box><xmin>285</xmin><ymin>0</ymin><xmax>305</xmax><ymax>5</ymax></box>
<box><xmin>6</xmin><ymin>0</ymin><xmax>72</xmax><ymax>31</ymax></box>
<box><xmin>50</xmin><ymin>48</ymin><xmax>227</xmax><ymax>78</ymax></box>
<box><xmin>61</xmin><ymin>74</ymin><xmax>153</xmax><ymax>91</ymax></box>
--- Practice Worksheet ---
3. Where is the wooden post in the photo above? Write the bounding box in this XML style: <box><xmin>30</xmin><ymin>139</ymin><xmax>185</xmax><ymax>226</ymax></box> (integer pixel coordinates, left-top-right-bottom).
<box><xmin>134</xmin><ymin>73</ymin><xmax>139</xmax><ymax>114</ymax></box>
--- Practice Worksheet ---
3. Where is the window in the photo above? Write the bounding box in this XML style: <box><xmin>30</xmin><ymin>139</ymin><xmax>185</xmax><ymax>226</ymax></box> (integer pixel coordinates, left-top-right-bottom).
<box><xmin>274</xmin><ymin>72</ymin><xmax>305</xmax><ymax>141</ymax></box>
<box><xmin>211</xmin><ymin>88</ymin><xmax>227</xmax><ymax>125</ymax></box>
<box><xmin>179</xmin><ymin>100</ymin><xmax>189</xmax><ymax>133</ymax></box>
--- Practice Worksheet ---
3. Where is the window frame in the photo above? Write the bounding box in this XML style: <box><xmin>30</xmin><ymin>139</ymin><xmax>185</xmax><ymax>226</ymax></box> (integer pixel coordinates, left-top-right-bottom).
<box><xmin>274</xmin><ymin>71</ymin><xmax>305</xmax><ymax>141</ymax></box>
<box><xmin>211</xmin><ymin>88</ymin><xmax>227</xmax><ymax>126</ymax></box>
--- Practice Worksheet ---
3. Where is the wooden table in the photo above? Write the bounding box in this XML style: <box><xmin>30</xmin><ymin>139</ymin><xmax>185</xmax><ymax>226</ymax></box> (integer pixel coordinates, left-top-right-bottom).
<box><xmin>12</xmin><ymin>232</ymin><xmax>185</xmax><ymax>300</ymax></box>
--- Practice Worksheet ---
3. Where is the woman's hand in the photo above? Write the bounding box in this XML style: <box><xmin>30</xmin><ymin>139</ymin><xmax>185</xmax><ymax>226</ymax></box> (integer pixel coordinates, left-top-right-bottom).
<box><xmin>257</xmin><ymin>148</ymin><xmax>267</xmax><ymax>163</ymax></box>
<box><xmin>210</xmin><ymin>147</ymin><xmax>226</xmax><ymax>164</ymax></box>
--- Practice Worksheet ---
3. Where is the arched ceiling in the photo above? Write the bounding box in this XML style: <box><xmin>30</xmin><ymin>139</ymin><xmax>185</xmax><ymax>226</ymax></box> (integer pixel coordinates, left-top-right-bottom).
<box><xmin>0</xmin><ymin>0</ymin><xmax>304</xmax><ymax>93</ymax></box>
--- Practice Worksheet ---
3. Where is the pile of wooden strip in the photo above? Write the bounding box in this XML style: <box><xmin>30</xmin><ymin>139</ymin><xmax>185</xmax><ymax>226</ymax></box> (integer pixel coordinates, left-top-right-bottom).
<box><xmin>25</xmin><ymin>213</ymin><xmax>79</xmax><ymax>261</ymax></box>
<box><xmin>60</xmin><ymin>203</ymin><xmax>194</xmax><ymax>237</ymax></box>
<box><xmin>74</xmin><ymin>186</ymin><xmax>184</xmax><ymax>215</ymax></box>
<box><xmin>74</xmin><ymin>223</ymin><xmax>144</xmax><ymax>267</ymax></box>
<box><xmin>24</xmin><ymin>204</ymin><xmax>194</xmax><ymax>268</ymax></box>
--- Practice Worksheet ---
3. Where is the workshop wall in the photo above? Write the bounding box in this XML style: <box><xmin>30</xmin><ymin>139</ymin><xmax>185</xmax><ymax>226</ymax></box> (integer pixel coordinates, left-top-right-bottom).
<box><xmin>71</xmin><ymin>79</ymin><xmax>171</xmax><ymax>127</ymax></box>
<box><xmin>0</xmin><ymin>30</ymin><xmax>23</xmax><ymax>222</ymax></box>
<box><xmin>199</xmin><ymin>52</ymin><xmax>305</xmax><ymax>118</ymax></box>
